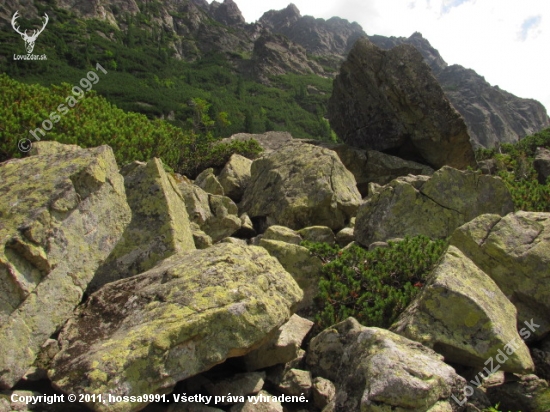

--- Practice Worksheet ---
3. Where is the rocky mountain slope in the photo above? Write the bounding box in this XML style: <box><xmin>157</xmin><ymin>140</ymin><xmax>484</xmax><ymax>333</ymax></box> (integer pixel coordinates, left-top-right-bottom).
<box><xmin>1</xmin><ymin>0</ymin><xmax>548</xmax><ymax>147</ymax></box>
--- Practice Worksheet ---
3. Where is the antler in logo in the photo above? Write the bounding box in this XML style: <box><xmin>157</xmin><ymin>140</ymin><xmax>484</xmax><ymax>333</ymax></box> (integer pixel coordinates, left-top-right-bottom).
<box><xmin>11</xmin><ymin>11</ymin><xmax>49</xmax><ymax>54</ymax></box>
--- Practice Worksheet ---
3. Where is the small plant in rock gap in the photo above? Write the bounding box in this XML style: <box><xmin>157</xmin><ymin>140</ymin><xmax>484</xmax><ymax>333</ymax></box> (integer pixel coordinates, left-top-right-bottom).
<box><xmin>302</xmin><ymin>236</ymin><xmax>448</xmax><ymax>331</ymax></box>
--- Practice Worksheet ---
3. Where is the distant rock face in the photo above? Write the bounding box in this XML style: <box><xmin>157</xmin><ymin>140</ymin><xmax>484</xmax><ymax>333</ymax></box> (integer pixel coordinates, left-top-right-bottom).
<box><xmin>0</xmin><ymin>142</ymin><xmax>131</xmax><ymax>389</ymax></box>
<box><xmin>369</xmin><ymin>32</ymin><xmax>550</xmax><ymax>148</ymax></box>
<box><xmin>328</xmin><ymin>38</ymin><xmax>476</xmax><ymax>169</ymax></box>
<box><xmin>259</xmin><ymin>4</ymin><xmax>366</xmax><ymax>58</ymax></box>
<box><xmin>438</xmin><ymin>66</ymin><xmax>550</xmax><ymax>148</ymax></box>
<box><xmin>240</xmin><ymin>141</ymin><xmax>361</xmax><ymax>231</ymax></box>
<box><xmin>49</xmin><ymin>244</ymin><xmax>303</xmax><ymax>412</ymax></box>
<box><xmin>211</xmin><ymin>0</ymin><xmax>245</xmax><ymax>26</ymax></box>
<box><xmin>250</xmin><ymin>32</ymin><xmax>324</xmax><ymax>83</ymax></box>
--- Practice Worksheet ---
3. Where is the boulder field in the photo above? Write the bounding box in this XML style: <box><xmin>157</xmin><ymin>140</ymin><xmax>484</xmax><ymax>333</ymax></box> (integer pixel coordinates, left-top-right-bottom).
<box><xmin>1</xmin><ymin>139</ymin><xmax>549</xmax><ymax>412</ymax></box>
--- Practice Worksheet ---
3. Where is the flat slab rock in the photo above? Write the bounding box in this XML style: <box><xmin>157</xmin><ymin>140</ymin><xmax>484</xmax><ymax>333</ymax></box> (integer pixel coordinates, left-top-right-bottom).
<box><xmin>49</xmin><ymin>243</ymin><xmax>303</xmax><ymax>412</ymax></box>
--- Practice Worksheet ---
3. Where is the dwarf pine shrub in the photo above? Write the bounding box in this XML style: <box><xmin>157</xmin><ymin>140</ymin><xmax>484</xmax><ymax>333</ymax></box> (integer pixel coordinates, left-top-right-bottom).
<box><xmin>303</xmin><ymin>236</ymin><xmax>448</xmax><ymax>330</ymax></box>
<box><xmin>476</xmin><ymin>128</ymin><xmax>550</xmax><ymax>212</ymax></box>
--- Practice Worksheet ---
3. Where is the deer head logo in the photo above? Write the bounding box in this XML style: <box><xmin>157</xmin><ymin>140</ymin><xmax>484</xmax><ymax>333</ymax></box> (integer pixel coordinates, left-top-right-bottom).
<box><xmin>11</xmin><ymin>11</ymin><xmax>49</xmax><ymax>54</ymax></box>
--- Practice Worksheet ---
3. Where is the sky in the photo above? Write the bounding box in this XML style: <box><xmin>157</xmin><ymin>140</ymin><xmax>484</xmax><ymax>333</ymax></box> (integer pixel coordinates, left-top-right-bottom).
<box><xmin>210</xmin><ymin>0</ymin><xmax>550</xmax><ymax>115</ymax></box>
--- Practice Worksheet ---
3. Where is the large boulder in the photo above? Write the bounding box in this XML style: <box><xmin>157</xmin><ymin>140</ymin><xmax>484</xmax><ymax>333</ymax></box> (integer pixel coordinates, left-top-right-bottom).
<box><xmin>218</xmin><ymin>154</ymin><xmax>253</xmax><ymax>202</ymax></box>
<box><xmin>88</xmin><ymin>158</ymin><xmax>195</xmax><ymax>293</ymax></box>
<box><xmin>356</xmin><ymin>166</ymin><xmax>514</xmax><ymax>245</ymax></box>
<box><xmin>328</xmin><ymin>37</ymin><xmax>476</xmax><ymax>169</ymax></box>
<box><xmin>240</xmin><ymin>142</ymin><xmax>361</xmax><ymax>231</ymax></box>
<box><xmin>195</xmin><ymin>168</ymin><xmax>224</xmax><ymax>196</ymax></box>
<box><xmin>391</xmin><ymin>246</ymin><xmax>534</xmax><ymax>373</ymax></box>
<box><xmin>450</xmin><ymin>212</ymin><xmax>550</xmax><ymax>339</ymax></box>
<box><xmin>259</xmin><ymin>239</ymin><xmax>323</xmax><ymax>312</ymax></box>
<box><xmin>243</xmin><ymin>314</ymin><xmax>313</xmax><ymax>371</ymax></box>
<box><xmin>49</xmin><ymin>244</ymin><xmax>303</xmax><ymax>412</ymax></box>
<box><xmin>0</xmin><ymin>143</ymin><xmax>131</xmax><ymax>389</ymax></box>
<box><xmin>306</xmin><ymin>318</ymin><xmax>467</xmax><ymax>411</ymax></box>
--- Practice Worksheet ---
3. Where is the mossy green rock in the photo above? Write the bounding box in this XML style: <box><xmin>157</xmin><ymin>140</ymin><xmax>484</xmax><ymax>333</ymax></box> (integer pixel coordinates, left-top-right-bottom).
<box><xmin>88</xmin><ymin>158</ymin><xmax>195</xmax><ymax>293</ymax></box>
<box><xmin>392</xmin><ymin>246</ymin><xmax>534</xmax><ymax>373</ymax></box>
<box><xmin>450</xmin><ymin>212</ymin><xmax>550</xmax><ymax>339</ymax></box>
<box><xmin>49</xmin><ymin>244</ymin><xmax>303</xmax><ymax>412</ymax></box>
<box><xmin>0</xmin><ymin>142</ymin><xmax>131</xmax><ymax>389</ymax></box>
<box><xmin>218</xmin><ymin>153</ymin><xmax>253</xmax><ymax>202</ymax></box>
<box><xmin>195</xmin><ymin>168</ymin><xmax>224</xmax><ymax>196</ymax></box>
<box><xmin>240</xmin><ymin>142</ymin><xmax>361</xmax><ymax>231</ymax></box>
<box><xmin>297</xmin><ymin>226</ymin><xmax>335</xmax><ymax>245</ymax></box>
<box><xmin>174</xmin><ymin>175</ymin><xmax>241</xmax><ymax>242</ymax></box>
<box><xmin>259</xmin><ymin>239</ymin><xmax>323</xmax><ymax>312</ymax></box>
<box><xmin>356</xmin><ymin>166</ymin><xmax>514</xmax><ymax>245</ymax></box>
<box><xmin>262</xmin><ymin>226</ymin><xmax>302</xmax><ymax>245</ymax></box>
<box><xmin>306</xmin><ymin>318</ymin><xmax>467</xmax><ymax>411</ymax></box>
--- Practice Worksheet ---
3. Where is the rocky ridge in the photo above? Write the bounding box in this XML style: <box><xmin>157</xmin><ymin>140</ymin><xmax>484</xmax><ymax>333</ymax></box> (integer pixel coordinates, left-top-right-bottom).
<box><xmin>1</xmin><ymin>1</ymin><xmax>548</xmax><ymax>147</ymax></box>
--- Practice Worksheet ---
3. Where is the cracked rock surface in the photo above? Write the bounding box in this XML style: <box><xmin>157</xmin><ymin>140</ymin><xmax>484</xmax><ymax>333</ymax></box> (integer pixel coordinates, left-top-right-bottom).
<box><xmin>450</xmin><ymin>211</ymin><xmax>550</xmax><ymax>339</ymax></box>
<box><xmin>355</xmin><ymin>166</ymin><xmax>514</xmax><ymax>245</ymax></box>
<box><xmin>0</xmin><ymin>142</ymin><xmax>131</xmax><ymax>389</ymax></box>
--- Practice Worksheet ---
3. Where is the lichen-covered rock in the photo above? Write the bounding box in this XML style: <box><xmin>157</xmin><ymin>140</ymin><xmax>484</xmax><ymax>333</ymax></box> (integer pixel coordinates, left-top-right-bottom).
<box><xmin>88</xmin><ymin>158</ymin><xmax>195</xmax><ymax>293</ymax></box>
<box><xmin>312</xmin><ymin>377</ymin><xmax>336</xmax><ymax>410</ymax></box>
<box><xmin>235</xmin><ymin>213</ymin><xmax>256</xmax><ymax>238</ymax></box>
<box><xmin>356</xmin><ymin>166</ymin><xmax>514</xmax><ymax>245</ymax></box>
<box><xmin>0</xmin><ymin>143</ymin><xmax>131</xmax><ymax>389</ymax></box>
<box><xmin>240</xmin><ymin>142</ymin><xmax>361</xmax><ymax>231</ymax></box>
<box><xmin>202</xmin><ymin>195</ymin><xmax>242</xmax><ymax>242</ymax></box>
<box><xmin>243</xmin><ymin>314</ymin><xmax>313</xmax><ymax>371</ymax></box>
<box><xmin>277</xmin><ymin>369</ymin><xmax>312</xmax><ymax>397</ymax></box>
<box><xmin>450</xmin><ymin>212</ymin><xmax>550</xmax><ymax>339</ymax></box>
<box><xmin>263</xmin><ymin>226</ymin><xmax>302</xmax><ymax>245</ymax></box>
<box><xmin>307</xmin><ymin>318</ymin><xmax>467</xmax><ymax>411</ymax></box>
<box><xmin>219</xmin><ymin>132</ymin><xmax>293</xmax><ymax>156</ymax></box>
<box><xmin>335</xmin><ymin>227</ymin><xmax>355</xmax><ymax>248</ymax></box>
<box><xmin>392</xmin><ymin>246</ymin><xmax>534</xmax><ymax>373</ymax></box>
<box><xmin>49</xmin><ymin>244</ymin><xmax>303</xmax><ymax>412</ymax></box>
<box><xmin>297</xmin><ymin>226</ymin><xmax>335</xmax><ymax>245</ymax></box>
<box><xmin>218</xmin><ymin>154</ymin><xmax>253</xmax><ymax>202</ymax></box>
<box><xmin>175</xmin><ymin>176</ymin><xmax>241</xmax><ymax>242</ymax></box>
<box><xmin>328</xmin><ymin>37</ymin><xmax>476</xmax><ymax>169</ymax></box>
<box><xmin>195</xmin><ymin>168</ymin><xmax>224</xmax><ymax>195</ymax></box>
<box><xmin>174</xmin><ymin>174</ymin><xmax>213</xmax><ymax>226</ymax></box>
<box><xmin>205</xmin><ymin>372</ymin><xmax>265</xmax><ymax>404</ymax></box>
<box><xmin>259</xmin><ymin>239</ymin><xmax>323</xmax><ymax>312</ymax></box>
<box><xmin>486</xmin><ymin>374</ymin><xmax>550</xmax><ymax>412</ymax></box>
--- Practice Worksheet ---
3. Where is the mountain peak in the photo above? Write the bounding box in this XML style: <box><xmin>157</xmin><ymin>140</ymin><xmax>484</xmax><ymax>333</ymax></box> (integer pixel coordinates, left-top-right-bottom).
<box><xmin>286</xmin><ymin>3</ymin><xmax>301</xmax><ymax>17</ymax></box>
<box><xmin>211</xmin><ymin>0</ymin><xmax>245</xmax><ymax>26</ymax></box>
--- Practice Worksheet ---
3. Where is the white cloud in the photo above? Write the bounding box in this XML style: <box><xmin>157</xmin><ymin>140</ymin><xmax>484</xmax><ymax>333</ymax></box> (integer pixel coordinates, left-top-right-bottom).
<box><xmin>207</xmin><ymin>0</ymin><xmax>550</xmax><ymax>115</ymax></box>
<box><xmin>517</xmin><ymin>15</ymin><xmax>542</xmax><ymax>41</ymax></box>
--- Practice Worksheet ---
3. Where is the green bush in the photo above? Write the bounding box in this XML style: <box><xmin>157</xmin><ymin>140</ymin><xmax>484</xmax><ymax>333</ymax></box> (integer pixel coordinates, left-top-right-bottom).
<box><xmin>0</xmin><ymin>74</ymin><xmax>262</xmax><ymax>177</ymax></box>
<box><xmin>475</xmin><ymin>128</ymin><xmax>550</xmax><ymax>212</ymax></box>
<box><xmin>302</xmin><ymin>236</ymin><xmax>448</xmax><ymax>330</ymax></box>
